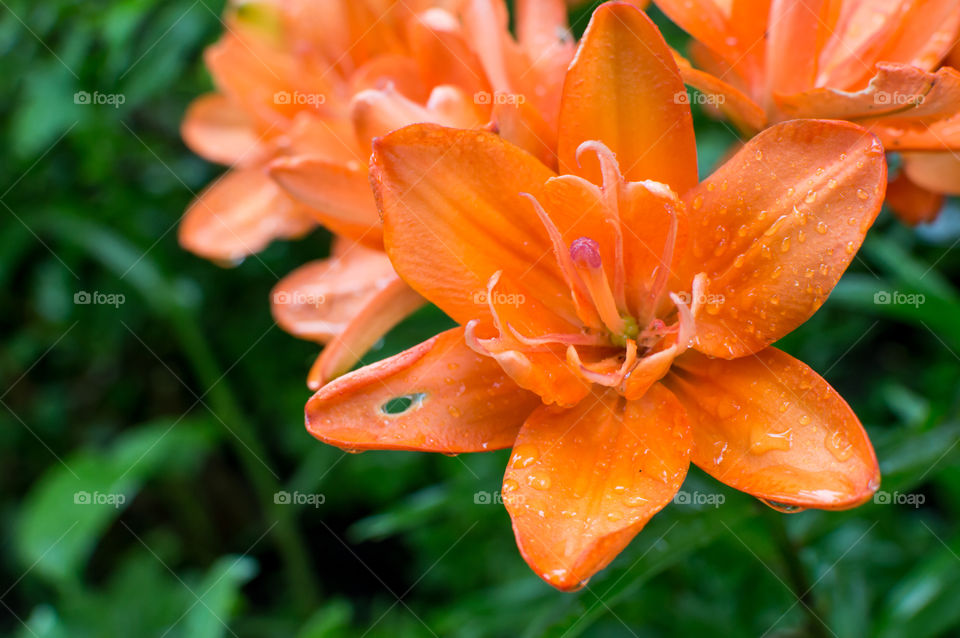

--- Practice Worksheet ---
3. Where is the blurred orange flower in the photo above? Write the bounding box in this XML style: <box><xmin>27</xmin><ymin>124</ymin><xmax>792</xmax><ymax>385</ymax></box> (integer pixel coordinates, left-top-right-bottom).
<box><xmin>654</xmin><ymin>0</ymin><xmax>960</xmax><ymax>223</ymax></box>
<box><xmin>180</xmin><ymin>0</ymin><xmax>574</xmax><ymax>385</ymax></box>
<box><xmin>305</xmin><ymin>3</ymin><xmax>884</xmax><ymax>590</ymax></box>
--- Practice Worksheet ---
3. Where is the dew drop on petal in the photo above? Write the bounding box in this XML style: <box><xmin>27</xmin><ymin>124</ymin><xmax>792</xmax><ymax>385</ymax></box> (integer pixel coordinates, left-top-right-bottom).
<box><xmin>526</xmin><ymin>473</ymin><xmax>552</xmax><ymax>490</ymax></box>
<box><xmin>825</xmin><ymin>429</ymin><xmax>854</xmax><ymax>462</ymax></box>
<box><xmin>759</xmin><ymin>499</ymin><xmax>806</xmax><ymax>513</ymax></box>
<box><xmin>511</xmin><ymin>443</ymin><xmax>539</xmax><ymax>469</ymax></box>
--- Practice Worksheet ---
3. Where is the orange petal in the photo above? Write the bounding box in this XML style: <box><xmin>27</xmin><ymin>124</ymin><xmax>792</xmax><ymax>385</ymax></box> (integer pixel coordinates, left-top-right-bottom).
<box><xmin>775</xmin><ymin>64</ymin><xmax>960</xmax><ymax>122</ymax></box>
<box><xmin>504</xmin><ymin>384</ymin><xmax>690</xmax><ymax>591</ymax></box>
<box><xmin>515</xmin><ymin>0</ymin><xmax>569</xmax><ymax>61</ymax></box>
<box><xmin>869</xmin><ymin>112</ymin><xmax>960</xmax><ymax>151</ymax></box>
<box><xmin>181</xmin><ymin>93</ymin><xmax>265</xmax><ymax>166</ymax></box>
<box><xmin>306</xmin><ymin>276</ymin><xmax>426</xmax><ymax>388</ymax></box>
<box><xmin>672</xmin><ymin>53</ymin><xmax>767</xmax><ymax>135</ymax></box>
<box><xmin>558</xmin><ymin>3</ymin><xmax>697</xmax><ymax>193</ymax></box>
<box><xmin>179</xmin><ymin>166</ymin><xmax>315</xmax><ymax>262</ymax></box>
<box><xmin>407</xmin><ymin>8</ymin><xmax>489</xmax><ymax>97</ymax></box>
<box><xmin>513</xmin><ymin>0</ymin><xmax>574</xmax><ymax>127</ymax></box>
<box><xmin>665</xmin><ymin>348</ymin><xmax>880</xmax><ymax>510</ymax></box>
<box><xmin>267</xmin><ymin>155</ymin><xmax>382</xmax><ymax>248</ymax></box>
<box><xmin>491</xmin><ymin>100</ymin><xmax>559</xmax><ymax>170</ymax></box>
<box><xmin>468</xmin><ymin>340</ymin><xmax>593</xmax><ymax>408</ymax></box>
<box><xmin>270</xmin><ymin>243</ymin><xmax>398</xmax><ymax>344</ymax></box>
<box><xmin>813</xmin><ymin>0</ymin><xmax>905</xmax><ymax>91</ymax></box>
<box><xmin>682</xmin><ymin>120</ymin><xmax>886</xmax><ymax>358</ymax></box>
<box><xmin>348</xmin><ymin>54</ymin><xmax>427</xmax><ymax>104</ymax></box>
<box><xmin>654</xmin><ymin>0</ymin><xmax>767</xmax><ymax>96</ymax></box>
<box><xmin>204</xmin><ymin>29</ymin><xmax>337</xmax><ymax>131</ymax></box>
<box><xmin>765</xmin><ymin>0</ymin><xmax>831</xmax><ymax>97</ymax></box>
<box><xmin>351</xmin><ymin>84</ymin><xmax>482</xmax><ymax>143</ymax></box>
<box><xmin>885</xmin><ymin>168</ymin><xmax>945</xmax><ymax>225</ymax></box>
<box><xmin>880</xmin><ymin>1</ymin><xmax>960</xmax><ymax>73</ymax></box>
<box><xmin>901</xmin><ymin>150</ymin><xmax>960</xmax><ymax>196</ymax></box>
<box><xmin>305</xmin><ymin>327</ymin><xmax>540</xmax><ymax>452</ymax></box>
<box><xmin>371</xmin><ymin>124</ymin><xmax>576</xmax><ymax>329</ymax></box>
<box><xmin>280</xmin><ymin>113</ymin><xmax>364</xmax><ymax>165</ymax></box>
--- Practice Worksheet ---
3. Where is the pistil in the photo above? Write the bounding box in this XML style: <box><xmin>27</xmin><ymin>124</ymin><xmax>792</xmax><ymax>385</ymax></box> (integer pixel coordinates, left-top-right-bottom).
<box><xmin>569</xmin><ymin>237</ymin><xmax>627</xmax><ymax>336</ymax></box>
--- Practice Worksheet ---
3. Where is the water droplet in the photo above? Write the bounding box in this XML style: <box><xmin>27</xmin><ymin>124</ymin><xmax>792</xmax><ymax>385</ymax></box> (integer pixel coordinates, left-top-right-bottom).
<box><xmin>606</xmin><ymin>511</ymin><xmax>623</xmax><ymax>522</ymax></box>
<box><xmin>760</xmin><ymin>499</ymin><xmax>806</xmax><ymax>513</ymax></box>
<box><xmin>733</xmin><ymin>254</ymin><xmax>746</xmax><ymax>268</ymax></box>
<box><xmin>856</xmin><ymin>188</ymin><xmax>869</xmax><ymax>200</ymax></box>
<box><xmin>816</xmin><ymin>221</ymin><xmax>828</xmax><ymax>234</ymax></box>
<box><xmin>845</xmin><ymin>241</ymin><xmax>856</xmax><ymax>255</ymax></box>
<box><xmin>447</xmin><ymin>405</ymin><xmax>462</xmax><ymax>417</ymax></box>
<box><xmin>825</xmin><ymin>429</ymin><xmax>853</xmax><ymax>461</ymax></box>
<box><xmin>717</xmin><ymin>398</ymin><xmax>740</xmax><ymax>418</ymax></box>
<box><xmin>526</xmin><ymin>473</ymin><xmax>551</xmax><ymax>490</ymax></box>
<box><xmin>805</xmin><ymin>191</ymin><xmax>817</xmax><ymax>204</ymax></box>
<box><xmin>624</xmin><ymin>495</ymin><xmax>649</xmax><ymax>507</ymax></box>
<box><xmin>692</xmin><ymin>194</ymin><xmax>704</xmax><ymax>210</ymax></box>
<box><xmin>511</xmin><ymin>443</ymin><xmax>539</xmax><ymax>469</ymax></box>
<box><xmin>799</xmin><ymin>415</ymin><xmax>811</xmax><ymax>426</ymax></box>
<box><xmin>750</xmin><ymin>427</ymin><xmax>793</xmax><ymax>454</ymax></box>
<box><xmin>503</xmin><ymin>478</ymin><xmax>519</xmax><ymax>492</ymax></box>
<box><xmin>755</xmin><ymin>150</ymin><xmax>764</xmax><ymax>161</ymax></box>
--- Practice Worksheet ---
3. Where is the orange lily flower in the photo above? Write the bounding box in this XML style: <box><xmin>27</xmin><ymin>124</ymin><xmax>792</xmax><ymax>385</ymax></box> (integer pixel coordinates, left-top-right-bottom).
<box><xmin>304</xmin><ymin>3</ymin><xmax>885</xmax><ymax>590</ymax></box>
<box><xmin>652</xmin><ymin>0</ymin><xmax>960</xmax><ymax>223</ymax></box>
<box><xmin>181</xmin><ymin>0</ymin><xmax>574</xmax><ymax>386</ymax></box>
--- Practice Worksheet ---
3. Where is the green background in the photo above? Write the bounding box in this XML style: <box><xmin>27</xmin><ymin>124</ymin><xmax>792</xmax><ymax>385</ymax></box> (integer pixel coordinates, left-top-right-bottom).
<box><xmin>3</xmin><ymin>1</ymin><xmax>960</xmax><ymax>636</ymax></box>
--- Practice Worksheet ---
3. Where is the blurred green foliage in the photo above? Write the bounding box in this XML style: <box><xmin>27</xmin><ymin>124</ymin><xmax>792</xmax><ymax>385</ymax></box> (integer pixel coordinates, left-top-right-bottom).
<box><xmin>3</xmin><ymin>0</ymin><xmax>960</xmax><ymax>636</ymax></box>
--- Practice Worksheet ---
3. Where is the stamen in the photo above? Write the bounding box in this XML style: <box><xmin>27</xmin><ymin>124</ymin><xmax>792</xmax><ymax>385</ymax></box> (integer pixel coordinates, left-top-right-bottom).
<box><xmin>506</xmin><ymin>323</ymin><xmax>608</xmax><ymax>348</ymax></box>
<box><xmin>577</xmin><ymin>141</ymin><xmax>627</xmax><ymax>312</ymax></box>
<box><xmin>642</xmin><ymin>201</ymin><xmax>679</xmax><ymax>325</ymax></box>
<box><xmin>667</xmin><ymin>273</ymin><xmax>706</xmax><ymax>354</ymax></box>
<box><xmin>569</xmin><ymin>237</ymin><xmax>625</xmax><ymax>335</ymax></box>
<box><xmin>566</xmin><ymin>339</ymin><xmax>637</xmax><ymax>387</ymax></box>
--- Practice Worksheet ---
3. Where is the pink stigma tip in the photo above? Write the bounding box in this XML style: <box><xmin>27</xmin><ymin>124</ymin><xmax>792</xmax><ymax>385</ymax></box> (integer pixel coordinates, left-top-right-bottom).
<box><xmin>569</xmin><ymin>237</ymin><xmax>601</xmax><ymax>268</ymax></box>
